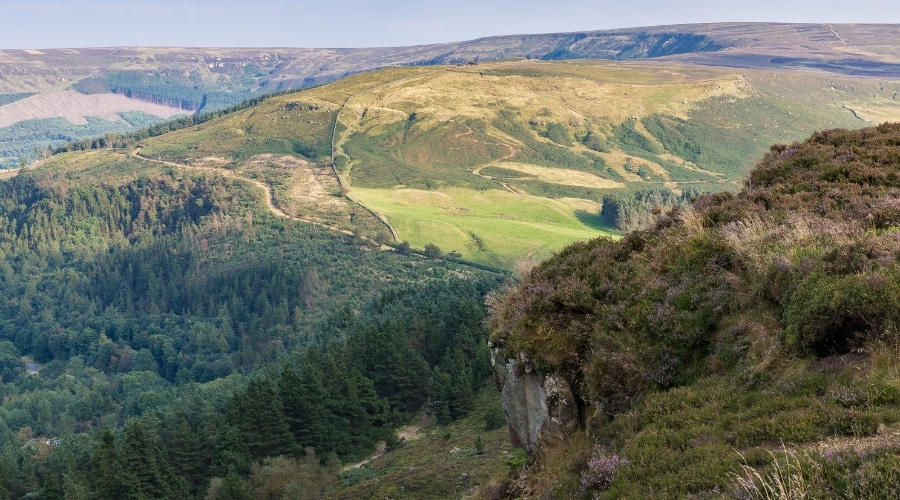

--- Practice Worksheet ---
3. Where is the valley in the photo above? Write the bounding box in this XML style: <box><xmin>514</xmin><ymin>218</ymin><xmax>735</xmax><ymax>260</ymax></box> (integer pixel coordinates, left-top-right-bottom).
<box><xmin>0</xmin><ymin>21</ymin><xmax>899</xmax><ymax>499</ymax></box>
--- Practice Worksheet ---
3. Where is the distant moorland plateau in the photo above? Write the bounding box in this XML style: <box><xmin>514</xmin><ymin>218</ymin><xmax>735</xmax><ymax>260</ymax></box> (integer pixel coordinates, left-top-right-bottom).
<box><xmin>2</xmin><ymin>22</ymin><xmax>899</xmax><ymax>164</ymax></box>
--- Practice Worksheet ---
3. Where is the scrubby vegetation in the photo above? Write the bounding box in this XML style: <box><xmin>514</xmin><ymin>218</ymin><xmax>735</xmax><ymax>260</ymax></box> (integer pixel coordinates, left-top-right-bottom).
<box><xmin>332</xmin><ymin>388</ymin><xmax>518</xmax><ymax>499</ymax></box>
<box><xmin>489</xmin><ymin>123</ymin><xmax>900</xmax><ymax>498</ymax></box>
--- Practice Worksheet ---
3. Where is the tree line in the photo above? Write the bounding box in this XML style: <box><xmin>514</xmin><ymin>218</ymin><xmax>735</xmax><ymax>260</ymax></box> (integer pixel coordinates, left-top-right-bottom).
<box><xmin>600</xmin><ymin>187</ymin><xmax>704</xmax><ymax>232</ymax></box>
<box><xmin>50</xmin><ymin>87</ymin><xmax>308</xmax><ymax>156</ymax></box>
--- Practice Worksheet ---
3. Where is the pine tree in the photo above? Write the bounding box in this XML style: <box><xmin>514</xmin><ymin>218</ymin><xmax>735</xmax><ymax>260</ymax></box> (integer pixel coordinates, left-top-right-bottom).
<box><xmin>167</xmin><ymin>419</ymin><xmax>206</xmax><ymax>495</ymax></box>
<box><xmin>90</xmin><ymin>430</ymin><xmax>127</xmax><ymax>500</ymax></box>
<box><xmin>219</xmin><ymin>470</ymin><xmax>251</xmax><ymax>500</ymax></box>
<box><xmin>278</xmin><ymin>364</ymin><xmax>321</xmax><ymax>450</ymax></box>
<box><xmin>214</xmin><ymin>424</ymin><xmax>252</xmax><ymax>477</ymax></box>
<box><xmin>119</xmin><ymin>419</ymin><xmax>174</xmax><ymax>499</ymax></box>
<box><xmin>319</xmin><ymin>351</ymin><xmax>389</xmax><ymax>457</ymax></box>
<box><xmin>40</xmin><ymin>472</ymin><xmax>63</xmax><ymax>500</ymax></box>
<box><xmin>230</xmin><ymin>376</ymin><xmax>295</xmax><ymax>460</ymax></box>
<box><xmin>280</xmin><ymin>350</ymin><xmax>334</xmax><ymax>454</ymax></box>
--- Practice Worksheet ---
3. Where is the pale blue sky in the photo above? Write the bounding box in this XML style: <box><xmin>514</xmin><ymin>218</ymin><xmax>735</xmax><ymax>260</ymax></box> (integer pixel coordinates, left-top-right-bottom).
<box><xmin>3</xmin><ymin>0</ymin><xmax>899</xmax><ymax>49</ymax></box>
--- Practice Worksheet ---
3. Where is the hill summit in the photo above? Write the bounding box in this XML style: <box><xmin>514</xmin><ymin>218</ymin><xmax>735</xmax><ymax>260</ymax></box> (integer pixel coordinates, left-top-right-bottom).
<box><xmin>489</xmin><ymin>123</ymin><xmax>900</xmax><ymax>498</ymax></box>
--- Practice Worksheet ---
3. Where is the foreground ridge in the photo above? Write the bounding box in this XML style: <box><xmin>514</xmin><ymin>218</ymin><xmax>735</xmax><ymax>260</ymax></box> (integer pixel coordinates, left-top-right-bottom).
<box><xmin>489</xmin><ymin>123</ymin><xmax>900</xmax><ymax>498</ymax></box>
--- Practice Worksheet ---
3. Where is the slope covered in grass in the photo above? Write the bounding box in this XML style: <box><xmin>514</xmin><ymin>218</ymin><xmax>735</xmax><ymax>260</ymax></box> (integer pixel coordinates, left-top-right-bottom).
<box><xmin>333</xmin><ymin>387</ymin><xmax>519</xmax><ymax>499</ymax></box>
<box><xmin>489</xmin><ymin>123</ymin><xmax>900</xmax><ymax>498</ymax></box>
<box><xmin>128</xmin><ymin>59</ymin><xmax>900</xmax><ymax>267</ymax></box>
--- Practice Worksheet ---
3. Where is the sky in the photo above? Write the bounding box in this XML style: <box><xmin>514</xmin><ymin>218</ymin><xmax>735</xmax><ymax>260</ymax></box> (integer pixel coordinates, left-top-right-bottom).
<box><xmin>2</xmin><ymin>0</ymin><xmax>899</xmax><ymax>49</ymax></box>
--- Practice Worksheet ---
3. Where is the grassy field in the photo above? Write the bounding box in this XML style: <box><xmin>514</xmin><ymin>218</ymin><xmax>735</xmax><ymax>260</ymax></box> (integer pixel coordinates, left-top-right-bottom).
<box><xmin>353</xmin><ymin>186</ymin><xmax>616</xmax><ymax>268</ymax></box>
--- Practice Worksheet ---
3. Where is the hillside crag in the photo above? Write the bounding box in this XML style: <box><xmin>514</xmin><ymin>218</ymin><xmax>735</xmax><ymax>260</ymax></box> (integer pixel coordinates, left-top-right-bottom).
<box><xmin>493</xmin><ymin>349</ymin><xmax>579</xmax><ymax>454</ymax></box>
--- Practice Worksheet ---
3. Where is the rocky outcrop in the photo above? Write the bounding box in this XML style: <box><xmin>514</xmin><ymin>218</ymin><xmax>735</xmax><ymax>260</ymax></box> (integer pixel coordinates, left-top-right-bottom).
<box><xmin>492</xmin><ymin>349</ymin><xmax>579</xmax><ymax>454</ymax></box>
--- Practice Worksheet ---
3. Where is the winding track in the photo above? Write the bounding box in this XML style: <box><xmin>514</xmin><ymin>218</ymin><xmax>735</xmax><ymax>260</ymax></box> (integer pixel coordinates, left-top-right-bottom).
<box><xmin>328</xmin><ymin>94</ymin><xmax>403</xmax><ymax>243</ymax></box>
<box><xmin>455</xmin><ymin>125</ymin><xmax>522</xmax><ymax>197</ymax></box>
<box><xmin>133</xmin><ymin>151</ymin><xmax>357</xmax><ymax>237</ymax></box>
<box><xmin>5</xmin><ymin>149</ymin><xmax>381</xmax><ymax>242</ymax></box>
<box><xmin>328</xmin><ymin>70</ymin><xmax>448</xmax><ymax>243</ymax></box>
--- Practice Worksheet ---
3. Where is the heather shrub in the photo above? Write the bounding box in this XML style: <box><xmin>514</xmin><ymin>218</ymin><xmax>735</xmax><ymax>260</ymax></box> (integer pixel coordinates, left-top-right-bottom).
<box><xmin>783</xmin><ymin>268</ymin><xmax>900</xmax><ymax>355</ymax></box>
<box><xmin>817</xmin><ymin>448</ymin><xmax>900</xmax><ymax>498</ymax></box>
<box><xmin>579</xmin><ymin>446</ymin><xmax>628</xmax><ymax>496</ymax></box>
<box><xmin>489</xmin><ymin>124</ymin><xmax>900</xmax><ymax>497</ymax></box>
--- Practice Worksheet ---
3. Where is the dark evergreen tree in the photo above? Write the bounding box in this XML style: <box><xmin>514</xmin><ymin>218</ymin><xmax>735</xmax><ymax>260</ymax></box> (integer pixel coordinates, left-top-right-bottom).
<box><xmin>318</xmin><ymin>351</ymin><xmax>389</xmax><ymax>457</ymax></box>
<box><xmin>278</xmin><ymin>360</ymin><xmax>328</xmax><ymax>452</ymax></box>
<box><xmin>348</xmin><ymin>321</ymin><xmax>431</xmax><ymax>413</ymax></box>
<box><xmin>120</xmin><ymin>419</ymin><xmax>178</xmax><ymax>499</ymax></box>
<box><xmin>39</xmin><ymin>472</ymin><xmax>63</xmax><ymax>500</ymax></box>
<box><xmin>166</xmin><ymin>419</ymin><xmax>207</xmax><ymax>495</ymax></box>
<box><xmin>218</xmin><ymin>470</ymin><xmax>252</xmax><ymax>500</ymax></box>
<box><xmin>230</xmin><ymin>377</ymin><xmax>295</xmax><ymax>460</ymax></box>
<box><xmin>90</xmin><ymin>430</ymin><xmax>127</xmax><ymax>500</ymax></box>
<box><xmin>214</xmin><ymin>424</ymin><xmax>252</xmax><ymax>477</ymax></box>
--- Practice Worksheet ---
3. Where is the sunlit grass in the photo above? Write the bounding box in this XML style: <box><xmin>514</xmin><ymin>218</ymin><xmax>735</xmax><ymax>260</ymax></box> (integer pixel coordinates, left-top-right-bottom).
<box><xmin>352</xmin><ymin>186</ymin><xmax>618</xmax><ymax>268</ymax></box>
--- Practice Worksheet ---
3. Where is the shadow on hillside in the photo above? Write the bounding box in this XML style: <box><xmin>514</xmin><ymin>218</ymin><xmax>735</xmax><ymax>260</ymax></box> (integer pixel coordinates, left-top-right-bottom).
<box><xmin>575</xmin><ymin>210</ymin><xmax>615</xmax><ymax>232</ymax></box>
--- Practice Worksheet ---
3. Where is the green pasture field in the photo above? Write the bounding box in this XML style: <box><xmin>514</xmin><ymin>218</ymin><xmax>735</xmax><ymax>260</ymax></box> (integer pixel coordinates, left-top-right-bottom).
<box><xmin>352</xmin><ymin>186</ymin><xmax>618</xmax><ymax>268</ymax></box>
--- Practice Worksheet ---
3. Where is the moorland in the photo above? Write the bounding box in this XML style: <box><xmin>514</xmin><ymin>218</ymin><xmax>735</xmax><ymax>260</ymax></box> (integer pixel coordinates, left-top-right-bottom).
<box><xmin>2</xmin><ymin>22</ymin><xmax>899</xmax><ymax>167</ymax></box>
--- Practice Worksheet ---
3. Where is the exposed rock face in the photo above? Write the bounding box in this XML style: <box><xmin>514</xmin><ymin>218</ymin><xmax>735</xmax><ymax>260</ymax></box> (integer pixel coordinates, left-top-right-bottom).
<box><xmin>493</xmin><ymin>350</ymin><xmax>579</xmax><ymax>454</ymax></box>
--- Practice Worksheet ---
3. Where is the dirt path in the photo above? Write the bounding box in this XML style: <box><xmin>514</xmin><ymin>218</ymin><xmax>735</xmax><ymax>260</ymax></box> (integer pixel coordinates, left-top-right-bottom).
<box><xmin>330</xmin><ymin>94</ymin><xmax>400</xmax><ymax>242</ymax></box>
<box><xmin>329</xmin><ymin>72</ymin><xmax>443</xmax><ymax>244</ymax></box>
<box><xmin>455</xmin><ymin>125</ymin><xmax>523</xmax><ymax>197</ymax></box>
<box><xmin>0</xmin><ymin>168</ymin><xmax>21</xmax><ymax>179</ymax></box>
<box><xmin>0</xmin><ymin>156</ymin><xmax>53</xmax><ymax>179</ymax></box>
<box><xmin>133</xmin><ymin>151</ymin><xmax>360</xmax><ymax>238</ymax></box>
<box><xmin>341</xmin><ymin>414</ymin><xmax>430</xmax><ymax>472</ymax></box>
<box><xmin>328</xmin><ymin>96</ymin><xmax>401</xmax><ymax>243</ymax></box>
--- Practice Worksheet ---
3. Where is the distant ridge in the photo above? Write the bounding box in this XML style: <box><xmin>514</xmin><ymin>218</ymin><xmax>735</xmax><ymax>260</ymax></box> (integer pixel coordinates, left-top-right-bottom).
<box><xmin>2</xmin><ymin>23</ymin><xmax>899</xmax><ymax>166</ymax></box>
<box><xmin>2</xmin><ymin>23</ymin><xmax>899</xmax><ymax>96</ymax></box>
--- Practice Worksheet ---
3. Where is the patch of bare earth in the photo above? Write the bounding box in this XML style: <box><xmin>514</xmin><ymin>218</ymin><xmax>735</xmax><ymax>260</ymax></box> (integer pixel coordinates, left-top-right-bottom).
<box><xmin>0</xmin><ymin>90</ymin><xmax>186</xmax><ymax>127</ymax></box>
<box><xmin>237</xmin><ymin>154</ymin><xmax>352</xmax><ymax>224</ymax></box>
<box><xmin>341</xmin><ymin>414</ymin><xmax>431</xmax><ymax>472</ymax></box>
<box><xmin>807</xmin><ymin>428</ymin><xmax>900</xmax><ymax>458</ymax></box>
<box><xmin>190</xmin><ymin>156</ymin><xmax>231</xmax><ymax>168</ymax></box>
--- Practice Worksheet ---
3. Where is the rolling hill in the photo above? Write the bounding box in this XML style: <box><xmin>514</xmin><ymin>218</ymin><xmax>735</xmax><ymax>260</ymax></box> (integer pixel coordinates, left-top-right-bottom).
<box><xmin>126</xmin><ymin>58</ymin><xmax>900</xmax><ymax>267</ymax></box>
<box><xmin>2</xmin><ymin>23</ymin><xmax>899</xmax><ymax>167</ymax></box>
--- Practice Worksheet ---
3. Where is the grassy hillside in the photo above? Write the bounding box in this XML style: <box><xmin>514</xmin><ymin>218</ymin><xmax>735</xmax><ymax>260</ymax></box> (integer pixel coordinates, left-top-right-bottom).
<box><xmin>3</xmin><ymin>23</ymin><xmax>900</xmax><ymax>166</ymax></box>
<box><xmin>332</xmin><ymin>387</ymin><xmax>518</xmax><ymax>499</ymax></box>
<box><xmin>489</xmin><ymin>123</ymin><xmax>900</xmax><ymax>498</ymax></box>
<box><xmin>134</xmin><ymin>59</ymin><xmax>899</xmax><ymax>268</ymax></box>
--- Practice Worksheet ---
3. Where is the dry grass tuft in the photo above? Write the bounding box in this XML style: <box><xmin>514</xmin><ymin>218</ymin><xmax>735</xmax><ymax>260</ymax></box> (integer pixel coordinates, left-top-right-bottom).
<box><xmin>733</xmin><ymin>446</ymin><xmax>818</xmax><ymax>500</ymax></box>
